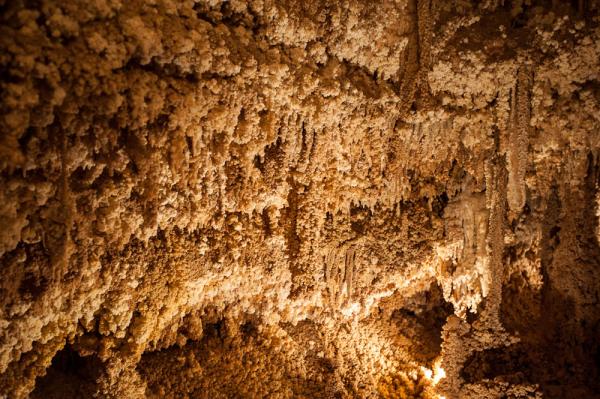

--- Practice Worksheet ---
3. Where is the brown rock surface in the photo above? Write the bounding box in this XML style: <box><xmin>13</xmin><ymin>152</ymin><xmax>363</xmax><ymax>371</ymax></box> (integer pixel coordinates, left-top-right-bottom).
<box><xmin>1</xmin><ymin>0</ymin><xmax>599</xmax><ymax>398</ymax></box>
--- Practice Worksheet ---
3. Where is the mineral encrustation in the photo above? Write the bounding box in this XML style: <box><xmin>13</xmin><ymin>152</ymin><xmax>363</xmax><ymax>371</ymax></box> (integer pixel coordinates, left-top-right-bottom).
<box><xmin>1</xmin><ymin>1</ymin><xmax>599</xmax><ymax>398</ymax></box>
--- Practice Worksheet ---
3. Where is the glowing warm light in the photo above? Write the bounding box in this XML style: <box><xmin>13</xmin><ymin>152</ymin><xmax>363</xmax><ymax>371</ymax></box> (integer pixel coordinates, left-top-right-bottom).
<box><xmin>421</xmin><ymin>366</ymin><xmax>433</xmax><ymax>380</ymax></box>
<box><xmin>432</xmin><ymin>363</ymin><xmax>446</xmax><ymax>385</ymax></box>
<box><xmin>420</xmin><ymin>359</ymin><xmax>446</xmax><ymax>386</ymax></box>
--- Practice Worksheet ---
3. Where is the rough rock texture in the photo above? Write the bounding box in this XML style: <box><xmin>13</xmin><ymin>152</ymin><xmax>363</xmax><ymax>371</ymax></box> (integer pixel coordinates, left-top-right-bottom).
<box><xmin>1</xmin><ymin>0</ymin><xmax>599</xmax><ymax>398</ymax></box>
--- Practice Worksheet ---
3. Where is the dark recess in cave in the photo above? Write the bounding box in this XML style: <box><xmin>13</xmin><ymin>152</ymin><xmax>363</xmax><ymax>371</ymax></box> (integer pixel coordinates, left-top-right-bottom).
<box><xmin>31</xmin><ymin>344</ymin><xmax>102</xmax><ymax>399</ymax></box>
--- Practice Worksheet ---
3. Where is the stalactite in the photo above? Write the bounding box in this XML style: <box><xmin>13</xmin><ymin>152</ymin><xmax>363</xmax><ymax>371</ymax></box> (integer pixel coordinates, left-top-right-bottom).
<box><xmin>507</xmin><ymin>66</ymin><xmax>533</xmax><ymax>219</ymax></box>
<box><xmin>1</xmin><ymin>0</ymin><xmax>599</xmax><ymax>398</ymax></box>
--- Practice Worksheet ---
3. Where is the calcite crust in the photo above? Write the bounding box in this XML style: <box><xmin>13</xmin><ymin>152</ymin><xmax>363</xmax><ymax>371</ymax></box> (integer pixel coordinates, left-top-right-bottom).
<box><xmin>1</xmin><ymin>1</ymin><xmax>599</xmax><ymax>398</ymax></box>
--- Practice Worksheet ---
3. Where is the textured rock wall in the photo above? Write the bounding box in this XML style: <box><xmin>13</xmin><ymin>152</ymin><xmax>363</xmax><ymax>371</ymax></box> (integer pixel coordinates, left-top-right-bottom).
<box><xmin>0</xmin><ymin>0</ymin><xmax>599</xmax><ymax>398</ymax></box>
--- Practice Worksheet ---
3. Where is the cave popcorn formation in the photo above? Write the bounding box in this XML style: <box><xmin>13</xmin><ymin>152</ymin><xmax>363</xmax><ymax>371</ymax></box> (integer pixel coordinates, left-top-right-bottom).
<box><xmin>0</xmin><ymin>0</ymin><xmax>599</xmax><ymax>398</ymax></box>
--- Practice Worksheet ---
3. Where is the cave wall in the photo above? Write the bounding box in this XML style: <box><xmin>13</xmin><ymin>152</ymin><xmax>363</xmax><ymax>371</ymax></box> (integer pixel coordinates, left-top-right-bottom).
<box><xmin>1</xmin><ymin>0</ymin><xmax>599</xmax><ymax>398</ymax></box>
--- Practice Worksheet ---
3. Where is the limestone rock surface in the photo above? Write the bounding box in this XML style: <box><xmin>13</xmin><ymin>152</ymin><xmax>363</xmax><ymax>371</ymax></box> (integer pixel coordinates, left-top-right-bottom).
<box><xmin>1</xmin><ymin>0</ymin><xmax>599</xmax><ymax>398</ymax></box>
